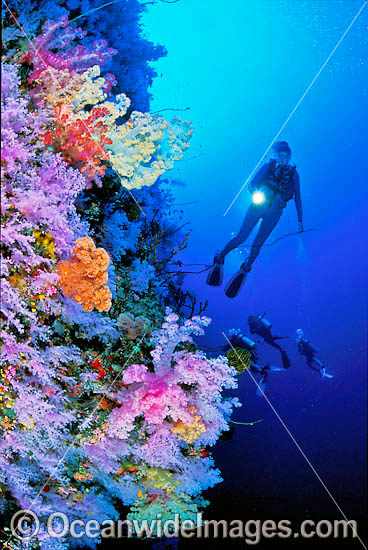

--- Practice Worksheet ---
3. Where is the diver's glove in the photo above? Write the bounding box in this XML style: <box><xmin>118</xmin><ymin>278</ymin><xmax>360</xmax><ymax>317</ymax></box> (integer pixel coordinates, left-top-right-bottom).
<box><xmin>298</xmin><ymin>221</ymin><xmax>304</xmax><ymax>233</ymax></box>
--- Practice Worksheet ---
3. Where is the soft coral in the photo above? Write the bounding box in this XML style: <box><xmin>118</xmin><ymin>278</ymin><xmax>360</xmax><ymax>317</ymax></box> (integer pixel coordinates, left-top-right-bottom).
<box><xmin>24</xmin><ymin>16</ymin><xmax>117</xmax><ymax>82</ymax></box>
<box><xmin>41</xmin><ymin>104</ymin><xmax>112</xmax><ymax>178</ymax></box>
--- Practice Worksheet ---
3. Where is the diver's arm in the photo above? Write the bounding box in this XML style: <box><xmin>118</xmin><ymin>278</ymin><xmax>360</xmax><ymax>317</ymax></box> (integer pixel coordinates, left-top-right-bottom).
<box><xmin>294</xmin><ymin>171</ymin><xmax>303</xmax><ymax>229</ymax></box>
<box><xmin>248</xmin><ymin>162</ymin><xmax>270</xmax><ymax>193</ymax></box>
<box><xmin>250</xmin><ymin>360</ymin><xmax>263</xmax><ymax>373</ymax></box>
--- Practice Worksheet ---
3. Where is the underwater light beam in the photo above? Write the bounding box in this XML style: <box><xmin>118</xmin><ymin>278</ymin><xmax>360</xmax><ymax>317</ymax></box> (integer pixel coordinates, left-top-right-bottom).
<box><xmin>223</xmin><ymin>1</ymin><xmax>367</xmax><ymax>217</ymax></box>
<box><xmin>17</xmin><ymin>333</ymin><xmax>150</xmax><ymax>535</ymax></box>
<box><xmin>222</xmin><ymin>332</ymin><xmax>367</xmax><ymax>549</ymax></box>
<box><xmin>127</xmin><ymin>189</ymin><xmax>147</xmax><ymax>217</ymax></box>
<box><xmin>1</xmin><ymin>328</ymin><xmax>150</xmax><ymax>550</ymax></box>
<box><xmin>3</xmin><ymin>0</ymin><xmax>148</xmax><ymax>219</ymax></box>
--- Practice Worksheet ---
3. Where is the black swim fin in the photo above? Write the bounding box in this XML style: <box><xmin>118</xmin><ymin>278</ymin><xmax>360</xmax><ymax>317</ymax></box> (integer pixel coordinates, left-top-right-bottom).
<box><xmin>266</xmin><ymin>364</ymin><xmax>286</xmax><ymax>372</ymax></box>
<box><xmin>280</xmin><ymin>349</ymin><xmax>291</xmax><ymax>369</ymax></box>
<box><xmin>206</xmin><ymin>263</ymin><xmax>224</xmax><ymax>286</ymax></box>
<box><xmin>224</xmin><ymin>265</ymin><xmax>250</xmax><ymax>298</ymax></box>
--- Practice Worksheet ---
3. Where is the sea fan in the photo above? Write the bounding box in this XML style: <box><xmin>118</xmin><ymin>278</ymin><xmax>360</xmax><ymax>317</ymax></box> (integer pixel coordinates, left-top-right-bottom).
<box><xmin>225</xmin><ymin>347</ymin><xmax>252</xmax><ymax>374</ymax></box>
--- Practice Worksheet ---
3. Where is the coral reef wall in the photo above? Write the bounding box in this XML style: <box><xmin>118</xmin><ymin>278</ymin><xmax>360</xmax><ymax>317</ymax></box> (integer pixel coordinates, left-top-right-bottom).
<box><xmin>1</xmin><ymin>2</ymin><xmax>243</xmax><ymax>548</ymax></box>
<box><xmin>3</xmin><ymin>0</ymin><xmax>166</xmax><ymax>111</ymax></box>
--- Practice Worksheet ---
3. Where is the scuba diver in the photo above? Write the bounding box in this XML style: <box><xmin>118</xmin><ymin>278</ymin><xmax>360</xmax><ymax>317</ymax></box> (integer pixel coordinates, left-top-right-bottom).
<box><xmin>224</xmin><ymin>328</ymin><xmax>287</xmax><ymax>396</ymax></box>
<box><xmin>248</xmin><ymin>313</ymin><xmax>290</xmax><ymax>369</ymax></box>
<box><xmin>207</xmin><ymin>141</ymin><xmax>304</xmax><ymax>297</ymax></box>
<box><xmin>296</xmin><ymin>329</ymin><xmax>333</xmax><ymax>379</ymax></box>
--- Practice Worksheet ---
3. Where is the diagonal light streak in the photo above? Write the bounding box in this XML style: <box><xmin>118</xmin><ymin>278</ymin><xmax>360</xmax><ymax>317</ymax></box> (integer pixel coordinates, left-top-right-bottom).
<box><xmin>222</xmin><ymin>332</ymin><xmax>367</xmax><ymax>549</ymax></box>
<box><xmin>28</xmin><ymin>332</ymin><xmax>148</xmax><ymax>506</ymax></box>
<box><xmin>126</xmin><ymin>188</ymin><xmax>147</xmax><ymax>216</ymax></box>
<box><xmin>224</xmin><ymin>1</ymin><xmax>367</xmax><ymax>216</ymax></box>
<box><xmin>2</xmin><ymin>0</ymin><xmax>146</xmax><ymax>218</ymax></box>
<box><xmin>2</xmin><ymin>332</ymin><xmax>148</xmax><ymax>549</ymax></box>
<box><xmin>2</xmin><ymin>0</ymin><xmax>44</xmax><ymax>58</ymax></box>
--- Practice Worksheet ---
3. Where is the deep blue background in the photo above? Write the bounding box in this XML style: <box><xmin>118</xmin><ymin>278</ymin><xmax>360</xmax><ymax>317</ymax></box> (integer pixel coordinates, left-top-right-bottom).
<box><xmin>142</xmin><ymin>0</ymin><xmax>367</xmax><ymax>544</ymax></box>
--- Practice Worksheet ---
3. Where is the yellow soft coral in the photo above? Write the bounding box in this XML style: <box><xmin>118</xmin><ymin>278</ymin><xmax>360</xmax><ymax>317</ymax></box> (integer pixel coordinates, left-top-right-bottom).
<box><xmin>136</xmin><ymin>466</ymin><xmax>181</xmax><ymax>494</ymax></box>
<box><xmin>33</xmin><ymin>230</ymin><xmax>56</xmax><ymax>259</ymax></box>
<box><xmin>171</xmin><ymin>406</ymin><xmax>207</xmax><ymax>443</ymax></box>
<box><xmin>31</xmin><ymin>67</ymin><xmax>82</xmax><ymax>111</ymax></box>
<box><xmin>56</xmin><ymin>237</ymin><xmax>112</xmax><ymax>312</ymax></box>
<box><xmin>106</xmin><ymin>112</ymin><xmax>193</xmax><ymax>189</ymax></box>
<box><xmin>37</xmin><ymin>63</ymin><xmax>193</xmax><ymax>188</ymax></box>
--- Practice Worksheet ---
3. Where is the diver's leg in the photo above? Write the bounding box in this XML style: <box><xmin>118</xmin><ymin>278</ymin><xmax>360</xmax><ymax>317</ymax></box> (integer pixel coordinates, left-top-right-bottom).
<box><xmin>256</xmin><ymin>371</ymin><xmax>269</xmax><ymax>396</ymax></box>
<box><xmin>223</xmin><ymin>205</ymin><xmax>268</xmax><ymax>297</ymax></box>
<box><xmin>313</xmin><ymin>358</ymin><xmax>333</xmax><ymax>378</ymax></box>
<box><xmin>242</xmin><ymin>204</ymin><xmax>283</xmax><ymax>270</ymax></box>
<box><xmin>280</xmin><ymin>348</ymin><xmax>291</xmax><ymax>369</ymax></box>
<box><xmin>307</xmin><ymin>357</ymin><xmax>329</xmax><ymax>376</ymax></box>
<box><xmin>268</xmin><ymin>339</ymin><xmax>291</xmax><ymax>369</ymax></box>
<box><xmin>270</xmin><ymin>340</ymin><xmax>282</xmax><ymax>352</ymax></box>
<box><xmin>313</xmin><ymin>358</ymin><xmax>324</xmax><ymax>371</ymax></box>
<box><xmin>306</xmin><ymin>358</ymin><xmax>320</xmax><ymax>372</ymax></box>
<box><xmin>216</xmin><ymin>204</ymin><xmax>261</xmax><ymax>262</ymax></box>
<box><xmin>250</xmin><ymin>361</ymin><xmax>263</xmax><ymax>373</ymax></box>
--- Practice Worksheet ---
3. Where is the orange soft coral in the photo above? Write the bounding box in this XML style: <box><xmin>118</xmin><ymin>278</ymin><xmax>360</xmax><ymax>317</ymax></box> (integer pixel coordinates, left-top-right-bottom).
<box><xmin>56</xmin><ymin>237</ymin><xmax>112</xmax><ymax>311</ymax></box>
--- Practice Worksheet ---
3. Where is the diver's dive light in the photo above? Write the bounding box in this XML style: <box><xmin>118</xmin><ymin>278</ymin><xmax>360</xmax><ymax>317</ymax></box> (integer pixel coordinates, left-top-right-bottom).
<box><xmin>252</xmin><ymin>190</ymin><xmax>266</xmax><ymax>205</ymax></box>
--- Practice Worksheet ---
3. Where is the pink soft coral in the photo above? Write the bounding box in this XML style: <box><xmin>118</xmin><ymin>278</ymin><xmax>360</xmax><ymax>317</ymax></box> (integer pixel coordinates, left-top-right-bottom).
<box><xmin>107</xmin><ymin>309</ymin><xmax>240</xmax><ymax>448</ymax></box>
<box><xmin>108</xmin><ymin>366</ymin><xmax>192</xmax><ymax>440</ymax></box>
<box><xmin>24</xmin><ymin>17</ymin><xmax>117</xmax><ymax>83</ymax></box>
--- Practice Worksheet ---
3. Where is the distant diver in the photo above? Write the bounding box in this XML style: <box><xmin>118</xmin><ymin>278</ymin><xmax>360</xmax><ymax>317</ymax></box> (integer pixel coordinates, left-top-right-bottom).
<box><xmin>207</xmin><ymin>141</ymin><xmax>304</xmax><ymax>297</ymax></box>
<box><xmin>224</xmin><ymin>328</ymin><xmax>287</xmax><ymax>396</ymax></box>
<box><xmin>248</xmin><ymin>313</ymin><xmax>290</xmax><ymax>369</ymax></box>
<box><xmin>296</xmin><ymin>329</ymin><xmax>333</xmax><ymax>379</ymax></box>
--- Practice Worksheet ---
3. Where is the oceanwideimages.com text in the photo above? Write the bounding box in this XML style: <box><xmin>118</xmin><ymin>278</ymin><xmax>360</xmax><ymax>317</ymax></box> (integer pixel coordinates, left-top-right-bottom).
<box><xmin>9</xmin><ymin>510</ymin><xmax>359</xmax><ymax>545</ymax></box>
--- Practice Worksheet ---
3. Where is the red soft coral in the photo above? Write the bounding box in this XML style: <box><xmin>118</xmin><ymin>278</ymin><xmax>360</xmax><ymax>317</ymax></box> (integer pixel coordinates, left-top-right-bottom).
<box><xmin>41</xmin><ymin>106</ymin><xmax>112</xmax><ymax>178</ymax></box>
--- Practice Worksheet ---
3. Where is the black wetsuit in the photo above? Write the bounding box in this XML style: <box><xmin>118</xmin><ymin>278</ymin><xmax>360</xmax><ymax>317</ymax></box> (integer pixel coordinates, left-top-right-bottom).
<box><xmin>220</xmin><ymin>159</ymin><xmax>303</xmax><ymax>269</ymax></box>
<box><xmin>248</xmin><ymin>314</ymin><xmax>291</xmax><ymax>369</ymax></box>
<box><xmin>297</xmin><ymin>338</ymin><xmax>325</xmax><ymax>373</ymax></box>
<box><xmin>224</xmin><ymin>330</ymin><xmax>285</xmax><ymax>395</ymax></box>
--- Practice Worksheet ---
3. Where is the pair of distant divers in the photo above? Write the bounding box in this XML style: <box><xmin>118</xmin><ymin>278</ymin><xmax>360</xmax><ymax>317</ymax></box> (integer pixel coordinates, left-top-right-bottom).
<box><xmin>207</xmin><ymin>140</ymin><xmax>303</xmax><ymax>298</ymax></box>
<box><xmin>224</xmin><ymin>314</ymin><xmax>333</xmax><ymax>396</ymax></box>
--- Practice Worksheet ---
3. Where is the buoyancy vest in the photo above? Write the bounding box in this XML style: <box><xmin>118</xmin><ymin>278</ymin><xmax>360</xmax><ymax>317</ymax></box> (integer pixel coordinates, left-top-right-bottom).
<box><xmin>264</xmin><ymin>159</ymin><xmax>297</xmax><ymax>202</ymax></box>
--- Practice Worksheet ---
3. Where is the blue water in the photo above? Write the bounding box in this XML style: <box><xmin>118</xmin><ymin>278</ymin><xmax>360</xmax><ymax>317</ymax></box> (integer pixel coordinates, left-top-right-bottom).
<box><xmin>142</xmin><ymin>0</ymin><xmax>367</xmax><ymax>543</ymax></box>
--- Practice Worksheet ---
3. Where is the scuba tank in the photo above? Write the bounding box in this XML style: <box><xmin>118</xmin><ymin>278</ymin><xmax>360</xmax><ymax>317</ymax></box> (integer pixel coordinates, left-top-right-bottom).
<box><xmin>249</xmin><ymin>315</ymin><xmax>290</xmax><ymax>368</ymax></box>
<box><xmin>257</xmin><ymin>313</ymin><xmax>272</xmax><ymax>330</ymax></box>
<box><xmin>248</xmin><ymin>313</ymin><xmax>272</xmax><ymax>335</ymax></box>
<box><xmin>228</xmin><ymin>328</ymin><xmax>257</xmax><ymax>351</ymax></box>
<box><xmin>225</xmin><ymin>329</ymin><xmax>258</xmax><ymax>375</ymax></box>
<box><xmin>237</xmin><ymin>333</ymin><xmax>257</xmax><ymax>351</ymax></box>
